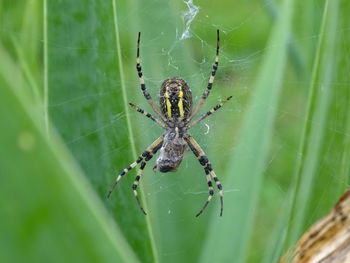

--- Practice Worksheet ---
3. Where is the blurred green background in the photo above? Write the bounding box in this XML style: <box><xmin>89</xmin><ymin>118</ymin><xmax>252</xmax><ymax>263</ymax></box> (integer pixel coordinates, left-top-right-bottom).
<box><xmin>1</xmin><ymin>0</ymin><xmax>349</xmax><ymax>262</ymax></box>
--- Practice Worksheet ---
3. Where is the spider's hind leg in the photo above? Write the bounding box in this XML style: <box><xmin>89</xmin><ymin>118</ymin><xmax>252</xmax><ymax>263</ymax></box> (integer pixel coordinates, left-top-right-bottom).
<box><xmin>132</xmin><ymin>161</ymin><xmax>148</xmax><ymax>215</ymax></box>
<box><xmin>195</xmin><ymin>173</ymin><xmax>214</xmax><ymax>217</ymax></box>
<box><xmin>209</xmin><ymin>169</ymin><xmax>223</xmax><ymax>217</ymax></box>
<box><xmin>107</xmin><ymin>136</ymin><xmax>164</xmax><ymax>205</ymax></box>
<box><xmin>107</xmin><ymin>157</ymin><xmax>142</xmax><ymax>199</ymax></box>
<box><xmin>184</xmin><ymin>135</ymin><xmax>223</xmax><ymax>217</ymax></box>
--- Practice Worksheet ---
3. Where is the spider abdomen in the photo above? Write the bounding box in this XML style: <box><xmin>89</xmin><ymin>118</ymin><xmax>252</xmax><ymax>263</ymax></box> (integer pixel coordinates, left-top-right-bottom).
<box><xmin>160</xmin><ymin>77</ymin><xmax>192</xmax><ymax>122</ymax></box>
<box><xmin>156</xmin><ymin>130</ymin><xmax>188</xmax><ymax>173</ymax></box>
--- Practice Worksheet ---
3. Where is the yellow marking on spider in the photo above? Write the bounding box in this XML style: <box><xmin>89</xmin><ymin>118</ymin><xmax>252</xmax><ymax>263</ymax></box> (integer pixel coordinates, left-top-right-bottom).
<box><xmin>178</xmin><ymin>99</ymin><xmax>184</xmax><ymax>117</ymax></box>
<box><xmin>178</xmin><ymin>87</ymin><xmax>184</xmax><ymax>117</ymax></box>
<box><xmin>165</xmin><ymin>90</ymin><xmax>172</xmax><ymax>117</ymax></box>
<box><xmin>178</xmin><ymin>87</ymin><xmax>183</xmax><ymax>98</ymax></box>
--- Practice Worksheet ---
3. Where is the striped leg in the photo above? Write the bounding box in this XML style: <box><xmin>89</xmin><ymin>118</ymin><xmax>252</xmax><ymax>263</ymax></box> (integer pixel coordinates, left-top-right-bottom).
<box><xmin>132</xmin><ymin>161</ymin><xmax>147</xmax><ymax>215</ymax></box>
<box><xmin>187</xmin><ymin>95</ymin><xmax>232</xmax><ymax>129</ymax></box>
<box><xmin>190</xmin><ymin>30</ymin><xmax>220</xmax><ymax>119</ymax></box>
<box><xmin>196</xmin><ymin>173</ymin><xmax>214</xmax><ymax>217</ymax></box>
<box><xmin>136</xmin><ymin>32</ymin><xmax>164</xmax><ymax>120</ymax></box>
<box><xmin>185</xmin><ymin>135</ymin><xmax>223</xmax><ymax>217</ymax></box>
<box><xmin>129</xmin><ymin>103</ymin><xmax>166</xmax><ymax>128</ymax></box>
<box><xmin>209</xmin><ymin>170</ymin><xmax>223</xmax><ymax>217</ymax></box>
<box><xmin>107</xmin><ymin>136</ymin><xmax>164</xmax><ymax>199</ymax></box>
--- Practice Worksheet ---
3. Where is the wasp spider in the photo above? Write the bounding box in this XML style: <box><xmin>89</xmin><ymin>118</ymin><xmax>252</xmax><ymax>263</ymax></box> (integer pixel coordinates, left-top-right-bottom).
<box><xmin>108</xmin><ymin>30</ymin><xmax>232</xmax><ymax>217</ymax></box>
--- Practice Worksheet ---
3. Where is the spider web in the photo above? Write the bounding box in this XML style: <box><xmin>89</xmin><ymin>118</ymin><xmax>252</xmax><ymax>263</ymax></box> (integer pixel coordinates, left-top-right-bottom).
<box><xmin>42</xmin><ymin>0</ymin><xmax>347</xmax><ymax>216</ymax></box>
<box><xmin>131</xmin><ymin>0</ymin><xmax>269</xmax><ymax>206</ymax></box>
<box><xmin>33</xmin><ymin>0</ymin><xmax>345</xmax><ymax>218</ymax></box>
<box><xmin>33</xmin><ymin>0</ymin><xmax>350</xmax><ymax>261</ymax></box>
<box><xmin>113</xmin><ymin>3</ymin><xmax>349</xmax><ymax>261</ymax></box>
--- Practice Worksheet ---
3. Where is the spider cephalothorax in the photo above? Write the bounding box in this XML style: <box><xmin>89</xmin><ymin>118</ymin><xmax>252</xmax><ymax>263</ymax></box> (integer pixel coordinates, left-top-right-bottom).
<box><xmin>108</xmin><ymin>30</ymin><xmax>232</xmax><ymax>217</ymax></box>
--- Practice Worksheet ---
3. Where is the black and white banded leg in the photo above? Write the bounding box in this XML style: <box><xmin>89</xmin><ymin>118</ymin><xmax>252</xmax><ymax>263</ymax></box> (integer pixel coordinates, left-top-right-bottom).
<box><xmin>184</xmin><ymin>135</ymin><xmax>223</xmax><ymax>217</ymax></box>
<box><xmin>107</xmin><ymin>136</ymin><xmax>164</xmax><ymax>201</ymax></box>
<box><xmin>132</xmin><ymin>161</ymin><xmax>148</xmax><ymax>215</ymax></box>
<box><xmin>188</xmin><ymin>95</ymin><xmax>232</xmax><ymax>129</ymax></box>
<box><xmin>196</xmin><ymin>173</ymin><xmax>214</xmax><ymax>217</ymax></box>
<box><xmin>136</xmin><ymin>32</ymin><xmax>165</xmax><ymax>121</ymax></box>
<box><xmin>209</xmin><ymin>169</ymin><xmax>223</xmax><ymax>217</ymax></box>
<box><xmin>190</xmin><ymin>30</ymin><xmax>220</xmax><ymax>119</ymax></box>
<box><xmin>129</xmin><ymin>102</ymin><xmax>166</xmax><ymax>128</ymax></box>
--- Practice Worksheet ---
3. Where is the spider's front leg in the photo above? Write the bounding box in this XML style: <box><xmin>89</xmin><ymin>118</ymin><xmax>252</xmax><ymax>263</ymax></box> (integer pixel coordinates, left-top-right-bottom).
<box><xmin>187</xmin><ymin>95</ymin><xmax>232</xmax><ymax>129</ymax></box>
<box><xmin>184</xmin><ymin>135</ymin><xmax>223</xmax><ymax>217</ymax></box>
<box><xmin>129</xmin><ymin>102</ymin><xmax>166</xmax><ymax>128</ymax></box>
<box><xmin>107</xmin><ymin>136</ymin><xmax>164</xmax><ymax>214</ymax></box>
<box><xmin>190</xmin><ymin>29</ymin><xmax>220</xmax><ymax>120</ymax></box>
<box><xmin>136</xmin><ymin>32</ymin><xmax>165</xmax><ymax>122</ymax></box>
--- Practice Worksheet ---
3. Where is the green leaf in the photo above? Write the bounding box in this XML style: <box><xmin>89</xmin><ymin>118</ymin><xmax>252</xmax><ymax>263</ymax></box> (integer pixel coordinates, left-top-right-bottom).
<box><xmin>45</xmin><ymin>1</ymin><xmax>157</xmax><ymax>262</ymax></box>
<box><xmin>0</xmin><ymin>53</ymin><xmax>138</xmax><ymax>263</ymax></box>
<box><xmin>2</xmin><ymin>0</ymin><xmax>350</xmax><ymax>262</ymax></box>
<box><xmin>284</xmin><ymin>0</ymin><xmax>348</xmax><ymax>251</ymax></box>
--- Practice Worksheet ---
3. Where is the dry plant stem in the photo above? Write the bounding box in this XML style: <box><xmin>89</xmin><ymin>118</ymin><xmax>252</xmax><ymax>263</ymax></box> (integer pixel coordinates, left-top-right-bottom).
<box><xmin>280</xmin><ymin>189</ymin><xmax>350</xmax><ymax>263</ymax></box>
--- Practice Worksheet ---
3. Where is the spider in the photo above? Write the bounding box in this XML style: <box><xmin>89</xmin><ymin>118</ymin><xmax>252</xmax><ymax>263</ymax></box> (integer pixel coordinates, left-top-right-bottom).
<box><xmin>107</xmin><ymin>30</ymin><xmax>232</xmax><ymax>217</ymax></box>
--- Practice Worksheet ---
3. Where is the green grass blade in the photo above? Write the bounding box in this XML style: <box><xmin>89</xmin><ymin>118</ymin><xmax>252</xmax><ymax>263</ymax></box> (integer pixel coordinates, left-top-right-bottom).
<box><xmin>304</xmin><ymin>0</ymin><xmax>348</xmax><ymax>228</ymax></box>
<box><xmin>283</xmin><ymin>0</ymin><xmax>342</xmax><ymax>251</ymax></box>
<box><xmin>337</xmin><ymin>0</ymin><xmax>350</xmax><ymax>185</ymax></box>
<box><xmin>0</xmin><ymin>59</ymin><xmax>138</xmax><ymax>263</ymax></box>
<box><xmin>262</xmin><ymin>0</ymin><xmax>306</xmax><ymax>77</ymax></box>
<box><xmin>43</xmin><ymin>0</ymin><xmax>49</xmax><ymax>135</ymax></box>
<box><xmin>111</xmin><ymin>1</ymin><xmax>159</xmax><ymax>261</ymax></box>
<box><xmin>200</xmin><ymin>0</ymin><xmax>294</xmax><ymax>262</ymax></box>
<box><xmin>46</xmin><ymin>1</ymin><xmax>156</xmax><ymax>262</ymax></box>
<box><xmin>261</xmin><ymin>196</ymin><xmax>292</xmax><ymax>263</ymax></box>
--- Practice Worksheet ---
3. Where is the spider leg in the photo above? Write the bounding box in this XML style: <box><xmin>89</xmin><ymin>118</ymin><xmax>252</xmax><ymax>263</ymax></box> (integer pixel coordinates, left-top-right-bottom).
<box><xmin>129</xmin><ymin>103</ymin><xmax>166</xmax><ymax>128</ymax></box>
<box><xmin>184</xmin><ymin>135</ymin><xmax>223</xmax><ymax>217</ymax></box>
<box><xmin>107</xmin><ymin>135</ymin><xmax>164</xmax><ymax>198</ymax></box>
<box><xmin>132</xmin><ymin>142</ymin><xmax>163</xmax><ymax>215</ymax></box>
<box><xmin>136</xmin><ymin>32</ymin><xmax>165</xmax><ymax>121</ymax></box>
<box><xmin>196</xmin><ymin>173</ymin><xmax>214</xmax><ymax>217</ymax></box>
<box><xmin>209</xmin><ymin>169</ymin><xmax>224</xmax><ymax>217</ymax></box>
<box><xmin>187</xmin><ymin>95</ymin><xmax>232</xmax><ymax>129</ymax></box>
<box><xmin>132</xmin><ymin>161</ymin><xmax>148</xmax><ymax>215</ymax></box>
<box><xmin>190</xmin><ymin>30</ymin><xmax>220</xmax><ymax>120</ymax></box>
